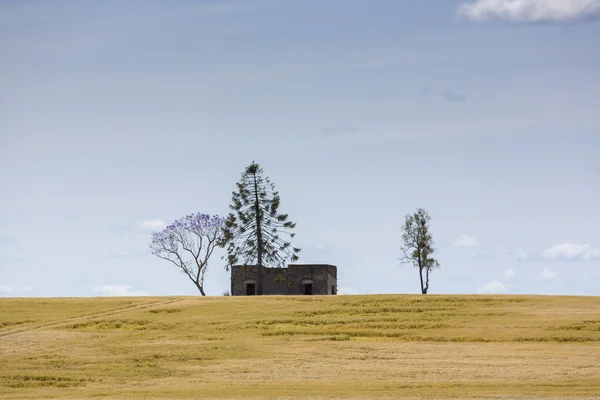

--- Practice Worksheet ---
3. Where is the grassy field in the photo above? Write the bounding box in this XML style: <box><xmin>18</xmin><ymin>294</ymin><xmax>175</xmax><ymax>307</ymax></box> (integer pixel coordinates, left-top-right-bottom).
<box><xmin>1</xmin><ymin>295</ymin><xmax>599</xmax><ymax>400</ymax></box>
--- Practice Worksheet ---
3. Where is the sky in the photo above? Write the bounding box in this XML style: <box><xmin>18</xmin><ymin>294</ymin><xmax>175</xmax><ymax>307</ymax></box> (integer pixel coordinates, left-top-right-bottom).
<box><xmin>1</xmin><ymin>0</ymin><xmax>599</xmax><ymax>297</ymax></box>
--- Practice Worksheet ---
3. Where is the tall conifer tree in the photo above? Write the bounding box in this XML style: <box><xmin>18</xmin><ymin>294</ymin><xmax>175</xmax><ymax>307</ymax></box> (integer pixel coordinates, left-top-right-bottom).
<box><xmin>221</xmin><ymin>162</ymin><xmax>300</xmax><ymax>295</ymax></box>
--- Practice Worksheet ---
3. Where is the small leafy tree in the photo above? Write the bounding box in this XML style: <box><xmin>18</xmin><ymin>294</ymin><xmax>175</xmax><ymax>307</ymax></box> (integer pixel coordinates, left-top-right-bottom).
<box><xmin>400</xmin><ymin>208</ymin><xmax>440</xmax><ymax>294</ymax></box>
<box><xmin>149</xmin><ymin>213</ymin><xmax>224</xmax><ymax>296</ymax></box>
<box><xmin>221</xmin><ymin>161</ymin><xmax>300</xmax><ymax>295</ymax></box>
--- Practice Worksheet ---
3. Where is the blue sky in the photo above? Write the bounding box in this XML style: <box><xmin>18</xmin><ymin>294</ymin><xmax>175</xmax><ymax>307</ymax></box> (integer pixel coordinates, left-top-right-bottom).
<box><xmin>1</xmin><ymin>0</ymin><xmax>599</xmax><ymax>297</ymax></box>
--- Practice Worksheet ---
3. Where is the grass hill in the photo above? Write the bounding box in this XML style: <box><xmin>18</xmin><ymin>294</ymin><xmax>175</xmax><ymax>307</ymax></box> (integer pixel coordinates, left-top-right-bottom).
<box><xmin>1</xmin><ymin>295</ymin><xmax>599</xmax><ymax>399</ymax></box>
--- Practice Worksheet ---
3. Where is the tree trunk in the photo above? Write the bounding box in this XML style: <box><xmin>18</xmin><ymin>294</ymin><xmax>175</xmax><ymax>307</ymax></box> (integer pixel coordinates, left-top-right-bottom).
<box><xmin>195</xmin><ymin>282</ymin><xmax>206</xmax><ymax>296</ymax></box>
<box><xmin>252</xmin><ymin>173</ymin><xmax>264</xmax><ymax>295</ymax></box>
<box><xmin>417</xmin><ymin>246</ymin><xmax>426</xmax><ymax>294</ymax></box>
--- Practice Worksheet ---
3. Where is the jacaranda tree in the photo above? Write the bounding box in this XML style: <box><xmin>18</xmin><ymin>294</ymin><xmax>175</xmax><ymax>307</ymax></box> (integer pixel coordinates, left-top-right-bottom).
<box><xmin>399</xmin><ymin>208</ymin><xmax>440</xmax><ymax>294</ymax></box>
<box><xmin>149</xmin><ymin>213</ymin><xmax>224</xmax><ymax>296</ymax></box>
<box><xmin>220</xmin><ymin>161</ymin><xmax>300</xmax><ymax>295</ymax></box>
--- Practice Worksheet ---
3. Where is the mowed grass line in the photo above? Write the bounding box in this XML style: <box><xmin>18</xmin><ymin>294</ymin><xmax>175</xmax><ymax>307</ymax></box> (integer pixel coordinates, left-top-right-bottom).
<box><xmin>0</xmin><ymin>297</ymin><xmax>182</xmax><ymax>337</ymax></box>
<box><xmin>1</xmin><ymin>295</ymin><xmax>599</xmax><ymax>399</ymax></box>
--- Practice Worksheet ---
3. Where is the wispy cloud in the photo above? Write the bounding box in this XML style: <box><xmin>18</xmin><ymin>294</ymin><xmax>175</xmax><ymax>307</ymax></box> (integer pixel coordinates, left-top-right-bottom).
<box><xmin>366</xmin><ymin>90</ymin><xmax>406</xmax><ymax>102</ymax></box>
<box><xmin>513</xmin><ymin>249</ymin><xmax>528</xmax><ymax>261</ymax></box>
<box><xmin>542</xmin><ymin>243</ymin><xmax>600</xmax><ymax>261</ymax></box>
<box><xmin>93</xmin><ymin>285</ymin><xmax>149</xmax><ymax>296</ymax></box>
<box><xmin>442</xmin><ymin>89</ymin><xmax>467</xmax><ymax>103</ymax></box>
<box><xmin>538</xmin><ymin>268</ymin><xmax>559</xmax><ymax>281</ymax></box>
<box><xmin>0</xmin><ymin>285</ymin><xmax>33</xmax><ymax>296</ymax></box>
<box><xmin>111</xmin><ymin>219</ymin><xmax>168</xmax><ymax>234</ymax></box>
<box><xmin>337</xmin><ymin>287</ymin><xmax>359</xmax><ymax>295</ymax></box>
<box><xmin>365</xmin><ymin>86</ymin><xmax>466</xmax><ymax>104</ymax></box>
<box><xmin>322</xmin><ymin>125</ymin><xmax>358</xmax><ymax>137</ymax></box>
<box><xmin>0</xmin><ymin>233</ymin><xmax>17</xmax><ymax>246</ymax></box>
<box><xmin>478</xmin><ymin>267</ymin><xmax>515</xmax><ymax>294</ymax></box>
<box><xmin>453</xmin><ymin>234</ymin><xmax>480</xmax><ymax>248</ymax></box>
<box><xmin>297</xmin><ymin>242</ymin><xmax>336</xmax><ymax>260</ymax></box>
<box><xmin>183</xmin><ymin>0</ymin><xmax>294</xmax><ymax>17</ymax></box>
<box><xmin>135</xmin><ymin>219</ymin><xmax>167</xmax><ymax>232</ymax></box>
<box><xmin>503</xmin><ymin>268</ymin><xmax>516</xmax><ymax>280</ymax></box>
<box><xmin>478</xmin><ymin>280</ymin><xmax>507</xmax><ymax>294</ymax></box>
<box><xmin>458</xmin><ymin>0</ymin><xmax>600</xmax><ymax>23</ymax></box>
<box><xmin>0</xmin><ymin>285</ymin><xmax>14</xmax><ymax>294</ymax></box>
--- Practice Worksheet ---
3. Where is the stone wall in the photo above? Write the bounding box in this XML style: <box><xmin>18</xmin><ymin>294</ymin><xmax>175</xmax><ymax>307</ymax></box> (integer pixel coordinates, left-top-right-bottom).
<box><xmin>231</xmin><ymin>264</ymin><xmax>337</xmax><ymax>296</ymax></box>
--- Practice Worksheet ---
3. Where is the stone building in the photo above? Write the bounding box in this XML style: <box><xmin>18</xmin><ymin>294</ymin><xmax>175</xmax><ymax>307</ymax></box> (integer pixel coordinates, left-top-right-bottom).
<box><xmin>231</xmin><ymin>264</ymin><xmax>337</xmax><ymax>296</ymax></box>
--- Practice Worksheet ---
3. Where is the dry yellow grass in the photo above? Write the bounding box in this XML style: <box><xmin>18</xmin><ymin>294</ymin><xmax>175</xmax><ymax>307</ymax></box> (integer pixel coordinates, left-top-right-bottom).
<box><xmin>1</xmin><ymin>295</ymin><xmax>599</xmax><ymax>399</ymax></box>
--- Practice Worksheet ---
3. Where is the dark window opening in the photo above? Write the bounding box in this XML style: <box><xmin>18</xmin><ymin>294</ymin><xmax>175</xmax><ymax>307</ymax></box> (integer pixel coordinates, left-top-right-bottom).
<box><xmin>304</xmin><ymin>283</ymin><xmax>313</xmax><ymax>295</ymax></box>
<box><xmin>246</xmin><ymin>283</ymin><xmax>256</xmax><ymax>296</ymax></box>
<box><xmin>332</xmin><ymin>285</ymin><xmax>336</xmax><ymax>295</ymax></box>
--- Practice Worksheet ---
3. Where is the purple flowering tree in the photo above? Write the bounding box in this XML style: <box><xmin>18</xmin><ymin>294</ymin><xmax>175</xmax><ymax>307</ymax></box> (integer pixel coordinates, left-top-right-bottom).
<box><xmin>149</xmin><ymin>213</ymin><xmax>225</xmax><ymax>296</ymax></box>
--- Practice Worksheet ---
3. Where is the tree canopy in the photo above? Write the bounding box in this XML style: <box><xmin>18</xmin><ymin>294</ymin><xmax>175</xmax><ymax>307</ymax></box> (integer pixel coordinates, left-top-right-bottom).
<box><xmin>149</xmin><ymin>213</ymin><xmax>224</xmax><ymax>296</ymax></box>
<box><xmin>400</xmin><ymin>208</ymin><xmax>440</xmax><ymax>294</ymax></box>
<box><xmin>220</xmin><ymin>161</ymin><xmax>300</xmax><ymax>295</ymax></box>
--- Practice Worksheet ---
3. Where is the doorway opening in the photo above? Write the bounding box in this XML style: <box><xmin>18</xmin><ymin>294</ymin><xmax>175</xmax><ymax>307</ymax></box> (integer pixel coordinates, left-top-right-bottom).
<box><xmin>304</xmin><ymin>283</ymin><xmax>313</xmax><ymax>295</ymax></box>
<box><xmin>246</xmin><ymin>283</ymin><xmax>256</xmax><ymax>296</ymax></box>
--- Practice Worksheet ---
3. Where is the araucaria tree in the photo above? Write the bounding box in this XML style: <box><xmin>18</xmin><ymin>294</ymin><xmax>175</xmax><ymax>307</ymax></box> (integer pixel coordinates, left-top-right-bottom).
<box><xmin>149</xmin><ymin>213</ymin><xmax>224</xmax><ymax>296</ymax></box>
<box><xmin>221</xmin><ymin>161</ymin><xmax>300</xmax><ymax>295</ymax></box>
<box><xmin>400</xmin><ymin>208</ymin><xmax>440</xmax><ymax>294</ymax></box>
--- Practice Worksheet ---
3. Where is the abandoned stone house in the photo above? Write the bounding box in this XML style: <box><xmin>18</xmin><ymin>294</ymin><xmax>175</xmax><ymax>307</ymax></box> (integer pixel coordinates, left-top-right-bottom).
<box><xmin>231</xmin><ymin>264</ymin><xmax>337</xmax><ymax>296</ymax></box>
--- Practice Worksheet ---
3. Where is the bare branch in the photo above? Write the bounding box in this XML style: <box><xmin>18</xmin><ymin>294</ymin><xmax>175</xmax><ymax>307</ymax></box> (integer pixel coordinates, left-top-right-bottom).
<box><xmin>149</xmin><ymin>213</ymin><xmax>225</xmax><ymax>296</ymax></box>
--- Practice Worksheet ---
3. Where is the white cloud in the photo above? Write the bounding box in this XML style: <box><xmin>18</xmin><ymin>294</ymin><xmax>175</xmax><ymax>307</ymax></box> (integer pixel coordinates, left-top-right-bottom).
<box><xmin>0</xmin><ymin>233</ymin><xmax>17</xmax><ymax>246</ymax></box>
<box><xmin>135</xmin><ymin>219</ymin><xmax>167</xmax><ymax>232</ymax></box>
<box><xmin>513</xmin><ymin>249</ymin><xmax>528</xmax><ymax>261</ymax></box>
<box><xmin>93</xmin><ymin>285</ymin><xmax>149</xmax><ymax>296</ymax></box>
<box><xmin>542</xmin><ymin>243</ymin><xmax>600</xmax><ymax>261</ymax></box>
<box><xmin>442</xmin><ymin>89</ymin><xmax>467</xmax><ymax>103</ymax></box>
<box><xmin>0</xmin><ymin>285</ymin><xmax>33</xmax><ymax>296</ymax></box>
<box><xmin>478</xmin><ymin>268</ymin><xmax>515</xmax><ymax>294</ymax></box>
<box><xmin>0</xmin><ymin>285</ymin><xmax>15</xmax><ymax>294</ymax></box>
<box><xmin>453</xmin><ymin>234</ymin><xmax>480</xmax><ymax>248</ymax></box>
<box><xmin>458</xmin><ymin>0</ymin><xmax>600</xmax><ymax>23</ymax></box>
<box><xmin>538</xmin><ymin>268</ymin><xmax>559</xmax><ymax>281</ymax></box>
<box><xmin>479</xmin><ymin>280</ymin><xmax>507</xmax><ymax>294</ymax></box>
<box><xmin>337</xmin><ymin>287</ymin><xmax>359</xmax><ymax>295</ymax></box>
<box><xmin>503</xmin><ymin>268</ymin><xmax>516</xmax><ymax>281</ymax></box>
